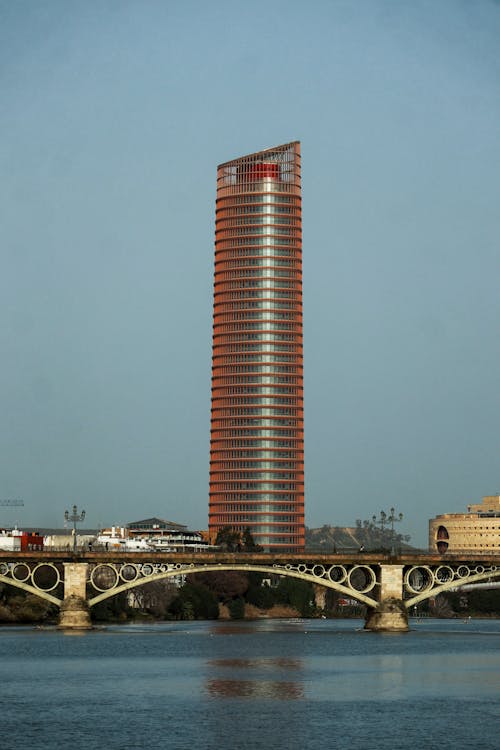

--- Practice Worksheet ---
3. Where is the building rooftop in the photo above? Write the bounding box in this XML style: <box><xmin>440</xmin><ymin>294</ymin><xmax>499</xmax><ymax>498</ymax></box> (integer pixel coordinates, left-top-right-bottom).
<box><xmin>126</xmin><ymin>517</ymin><xmax>187</xmax><ymax>531</ymax></box>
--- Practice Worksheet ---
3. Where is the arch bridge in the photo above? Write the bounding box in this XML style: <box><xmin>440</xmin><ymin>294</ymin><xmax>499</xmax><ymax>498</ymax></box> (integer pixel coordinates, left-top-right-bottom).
<box><xmin>1</xmin><ymin>551</ymin><xmax>499</xmax><ymax>631</ymax></box>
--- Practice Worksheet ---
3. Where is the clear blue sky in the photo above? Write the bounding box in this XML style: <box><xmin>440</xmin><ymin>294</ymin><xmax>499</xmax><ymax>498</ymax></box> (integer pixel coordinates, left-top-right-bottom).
<box><xmin>1</xmin><ymin>0</ymin><xmax>499</xmax><ymax>546</ymax></box>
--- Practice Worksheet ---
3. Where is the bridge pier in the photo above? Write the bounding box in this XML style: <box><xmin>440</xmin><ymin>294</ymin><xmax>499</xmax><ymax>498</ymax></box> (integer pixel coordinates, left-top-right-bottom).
<box><xmin>313</xmin><ymin>584</ymin><xmax>327</xmax><ymax>611</ymax></box>
<box><xmin>364</xmin><ymin>564</ymin><xmax>408</xmax><ymax>632</ymax></box>
<box><xmin>58</xmin><ymin>563</ymin><xmax>92</xmax><ymax>630</ymax></box>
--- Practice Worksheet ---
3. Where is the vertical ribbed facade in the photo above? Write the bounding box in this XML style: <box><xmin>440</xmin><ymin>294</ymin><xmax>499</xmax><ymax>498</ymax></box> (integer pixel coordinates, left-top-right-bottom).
<box><xmin>209</xmin><ymin>142</ymin><xmax>304</xmax><ymax>552</ymax></box>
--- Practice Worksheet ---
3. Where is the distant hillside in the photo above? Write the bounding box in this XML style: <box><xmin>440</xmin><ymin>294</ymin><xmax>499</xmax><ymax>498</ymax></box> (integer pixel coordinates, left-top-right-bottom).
<box><xmin>306</xmin><ymin>524</ymin><xmax>418</xmax><ymax>553</ymax></box>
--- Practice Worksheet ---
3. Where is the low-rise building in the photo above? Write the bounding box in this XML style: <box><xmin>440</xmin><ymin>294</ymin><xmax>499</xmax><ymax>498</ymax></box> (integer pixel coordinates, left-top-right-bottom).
<box><xmin>429</xmin><ymin>495</ymin><xmax>500</xmax><ymax>554</ymax></box>
<box><xmin>0</xmin><ymin>528</ymin><xmax>44</xmax><ymax>551</ymax></box>
<box><xmin>126</xmin><ymin>517</ymin><xmax>213</xmax><ymax>552</ymax></box>
<box><xmin>126</xmin><ymin>517</ymin><xmax>187</xmax><ymax>538</ymax></box>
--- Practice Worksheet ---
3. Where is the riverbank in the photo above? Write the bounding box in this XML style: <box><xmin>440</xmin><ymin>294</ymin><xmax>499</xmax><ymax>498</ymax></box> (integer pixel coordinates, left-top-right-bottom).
<box><xmin>218</xmin><ymin>602</ymin><xmax>301</xmax><ymax>619</ymax></box>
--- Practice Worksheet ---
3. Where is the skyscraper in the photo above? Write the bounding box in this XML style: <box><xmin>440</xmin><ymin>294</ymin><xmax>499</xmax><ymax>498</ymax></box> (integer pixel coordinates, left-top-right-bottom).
<box><xmin>209</xmin><ymin>142</ymin><xmax>304</xmax><ymax>552</ymax></box>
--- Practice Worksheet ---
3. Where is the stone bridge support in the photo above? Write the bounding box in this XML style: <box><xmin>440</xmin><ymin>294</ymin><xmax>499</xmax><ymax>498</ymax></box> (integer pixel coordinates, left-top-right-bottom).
<box><xmin>313</xmin><ymin>583</ymin><xmax>327</xmax><ymax>611</ymax></box>
<box><xmin>58</xmin><ymin>562</ymin><xmax>92</xmax><ymax>629</ymax></box>
<box><xmin>364</xmin><ymin>564</ymin><xmax>408</xmax><ymax>632</ymax></box>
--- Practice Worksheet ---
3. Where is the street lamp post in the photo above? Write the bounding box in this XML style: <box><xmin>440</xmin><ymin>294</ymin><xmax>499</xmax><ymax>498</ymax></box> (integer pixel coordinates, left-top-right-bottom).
<box><xmin>387</xmin><ymin>507</ymin><xmax>403</xmax><ymax>533</ymax></box>
<box><xmin>387</xmin><ymin>507</ymin><xmax>403</xmax><ymax>555</ymax></box>
<box><xmin>372</xmin><ymin>510</ymin><xmax>387</xmax><ymax>534</ymax></box>
<box><xmin>373</xmin><ymin>508</ymin><xmax>403</xmax><ymax>554</ymax></box>
<box><xmin>65</xmin><ymin>505</ymin><xmax>86</xmax><ymax>554</ymax></box>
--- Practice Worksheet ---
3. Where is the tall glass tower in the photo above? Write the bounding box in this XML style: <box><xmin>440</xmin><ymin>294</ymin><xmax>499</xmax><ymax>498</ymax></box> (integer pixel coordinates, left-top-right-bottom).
<box><xmin>209</xmin><ymin>142</ymin><xmax>304</xmax><ymax>552</ymax></box>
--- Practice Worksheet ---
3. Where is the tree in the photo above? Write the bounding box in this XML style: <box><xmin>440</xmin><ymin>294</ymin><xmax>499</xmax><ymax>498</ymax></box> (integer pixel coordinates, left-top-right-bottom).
<box><xmin>168</xmin><ymin>583</ymin><xmax>219</xmax><ymax>620</ymax></box>
<box><xmin>215</xmin><ymin>526</ymin><xmax>262</xmax><ymax>552</ymax></box>
<box><xmin>246</xmin><ymin>581</ymin><xmax>275</xmax><ymax>609</ymax></box>
<box><xmin>92</xmin><ymin>591</ymin><xmax>133</xmax><ymax>622</ymax></box>
<box><xmin>191</xmin><ymin>570</ymin><xmax>249</xmax><ymax>603</ymax></box>
<box><xmin>128</xmin><ymin>580</ymin><xmax>177</xmax><ymax>618</ymax></box>
<box><xmin>0</xmin><ymin>585</ymin><xmax>58</xmax><ymax>624</ymax></box>
<box><xmin>228</xmin><ymin>598</ymin><xmax>245</xmax><ymax>619</ymax></box>
<box><xmin>275</xmin><ymin>578</ymin><xmax>316</xmax><ymax>617</ymax></box>
<box><xmin>241</xmin><ymin>527</ymin><xmax>262</xmax><ymax>552</ymax></box>
<box><xmin>215</xmin><ymin>526</ymin><xmax>241</xmax><ymax>551</ymax></box>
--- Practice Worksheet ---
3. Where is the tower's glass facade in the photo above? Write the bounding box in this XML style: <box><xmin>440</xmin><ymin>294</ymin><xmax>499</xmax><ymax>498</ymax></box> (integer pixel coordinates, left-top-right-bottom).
<box><xmin>209</xmin><ymin>142</ymin><xmax>304</xmax><ymax>551</ymax></box>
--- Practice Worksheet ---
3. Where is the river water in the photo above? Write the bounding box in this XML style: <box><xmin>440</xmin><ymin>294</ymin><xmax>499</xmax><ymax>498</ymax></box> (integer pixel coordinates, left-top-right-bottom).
<box><xmin>0</xmin><ymin>618</ymin><xmax>499</xmax><ymax>750</ymax></box>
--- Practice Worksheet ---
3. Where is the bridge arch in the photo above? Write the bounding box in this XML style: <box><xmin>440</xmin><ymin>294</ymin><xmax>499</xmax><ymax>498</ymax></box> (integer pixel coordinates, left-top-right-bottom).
<box><xmin>0</xmin><ymin>573</ymin><xmax>61</xmax><ymax>606</ymax></box>
<box><xmin>404</xmin><ymin>567</ymin><xmax>500</xmax><ymax>608</ymax></box>
<box><xmin>87</xmin><ymin>563</ymin><xmax>380</xmax><ymax>609</ymax></box>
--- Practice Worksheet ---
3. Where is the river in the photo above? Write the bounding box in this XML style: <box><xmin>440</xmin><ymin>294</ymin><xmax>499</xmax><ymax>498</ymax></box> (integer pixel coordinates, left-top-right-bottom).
<box><xmin>0</xmin><ymin>618</ymin><xmax>499</xmax><ymax>750</ymax></box>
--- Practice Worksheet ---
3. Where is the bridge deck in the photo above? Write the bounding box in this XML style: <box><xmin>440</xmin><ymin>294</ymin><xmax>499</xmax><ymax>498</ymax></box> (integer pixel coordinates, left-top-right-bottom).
<box><xmin>2</xmin><ymin>550</ymin><xmax>500</xmax><ymax>565</ymax></box>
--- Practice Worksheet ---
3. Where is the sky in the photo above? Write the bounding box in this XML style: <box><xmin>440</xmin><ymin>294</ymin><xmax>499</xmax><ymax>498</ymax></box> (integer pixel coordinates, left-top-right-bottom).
<box><xmin>1</xmin><ymin>0</ymin><xmax>499</xmax><ymax>547</ymax></box>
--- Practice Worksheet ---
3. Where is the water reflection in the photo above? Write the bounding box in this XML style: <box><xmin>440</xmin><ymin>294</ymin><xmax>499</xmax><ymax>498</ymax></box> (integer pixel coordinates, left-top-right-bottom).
<box><xmin>206</xmin><ymin>655</ymin><xmax>304</xmax><ymax>699</ymax></box>
<box><xmin>209</xmin><ymin>619</ymin><xmax>310</xmax><ymax>636</ymax></box>
<box><xmin>210</xmin><ymin>623</ymin><xmax>260</xmax><ymax>635</ymax></box>
<box><xmin>204</xmin><ymin>650</ymin><xmax>306</xmax><ymax>748</ymax></box>
<box><xmin>209</xmin><ymin>657</ymin><xmax>302</xmax><ymax>669</ymax></box>
<box><xmin>206</xmin><ymin>678</ymin><xmax>303</xmax><ymax>699</ymax></box>
<box><xmin>369</xmin><ymin>654</ymin><xmax>405</xmax><ymax>698</ymax></box>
